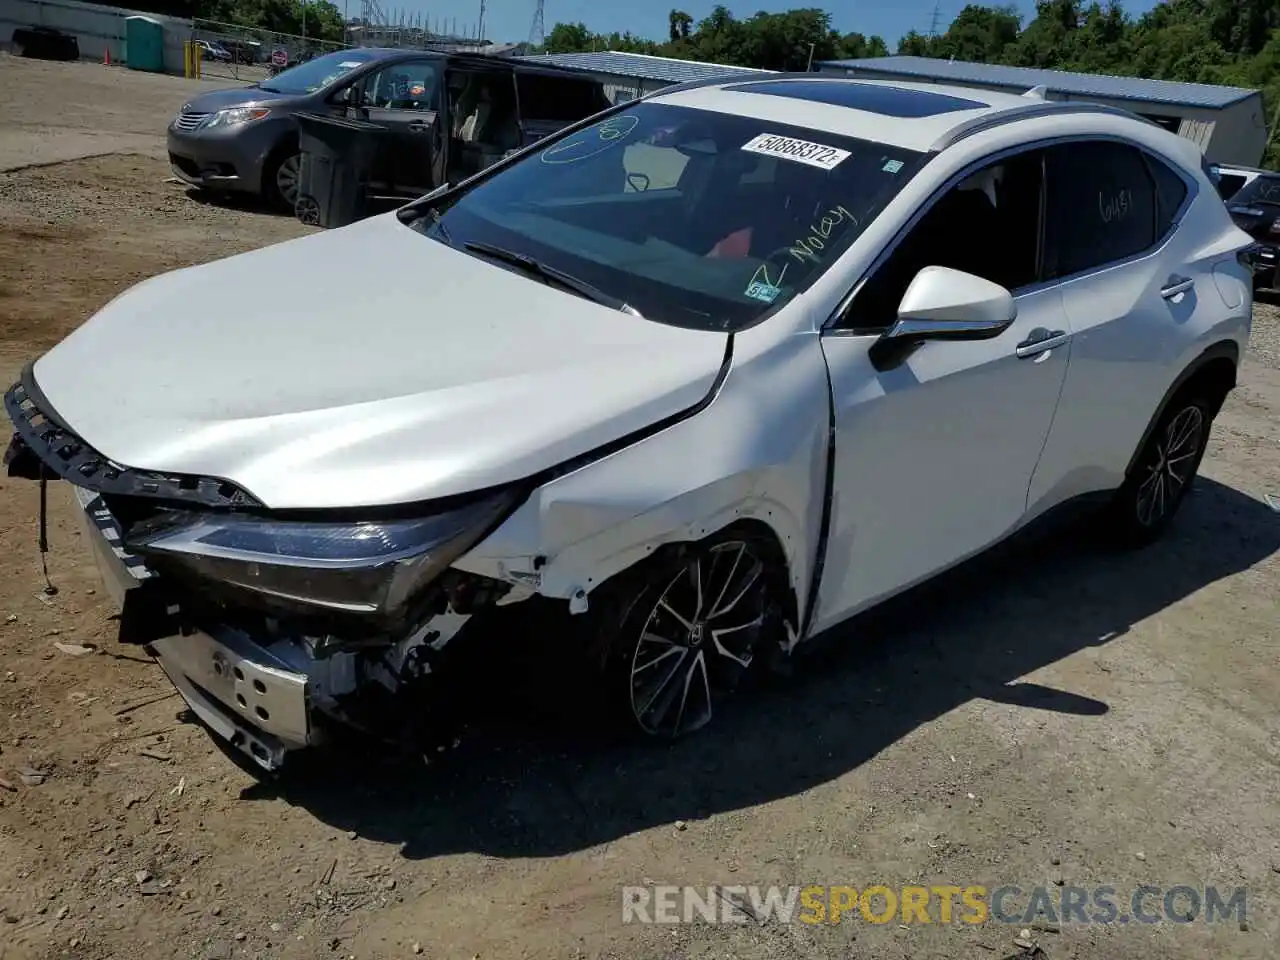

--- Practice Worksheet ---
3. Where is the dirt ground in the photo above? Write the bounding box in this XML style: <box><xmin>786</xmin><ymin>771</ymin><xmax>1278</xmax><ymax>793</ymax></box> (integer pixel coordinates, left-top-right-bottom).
<box><xmin>1</xmin><ymin>56</ymin><xmax>1279</xmax><ymax>960</ymax></box>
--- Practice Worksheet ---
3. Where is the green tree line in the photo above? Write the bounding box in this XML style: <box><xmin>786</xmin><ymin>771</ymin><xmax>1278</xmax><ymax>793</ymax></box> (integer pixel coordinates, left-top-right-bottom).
<box><xmin>89</xmin><ymin>0</ymin><xmax>347</xmax><ymax>43</ymax></box>
<box><xmin>542</xmin><ymin>8</ymin><xmax>889</xmax><ymax>72</ymax></box>
<box><xmin>541</xmin><ymin>0</ymin><xmax>1280</xmax><ymax>161</ymax></box>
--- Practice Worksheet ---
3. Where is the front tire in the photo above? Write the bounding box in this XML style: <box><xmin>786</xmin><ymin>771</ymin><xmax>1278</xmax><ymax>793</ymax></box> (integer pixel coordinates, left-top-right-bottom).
<box><xmin>597</xmin><ymin>531</ymin><xmax>785</xmax><ymax>740</ymax></box>
<box><xmin>1108</xmin><ymin>392</ymin><xmax>1214</xmax><ymax>546</ymax></box>
<box><xmin>263</xmin><ymin>148</ymin><xmax>301</xmax><ymax>213</ymax></box>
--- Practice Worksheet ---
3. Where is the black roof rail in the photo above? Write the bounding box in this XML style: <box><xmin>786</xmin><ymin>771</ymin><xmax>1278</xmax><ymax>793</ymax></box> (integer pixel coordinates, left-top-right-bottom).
<box><xmin>931</xmin><ymin>99</ymin><xmax>1164</xmax><ymax>151</ymax></box>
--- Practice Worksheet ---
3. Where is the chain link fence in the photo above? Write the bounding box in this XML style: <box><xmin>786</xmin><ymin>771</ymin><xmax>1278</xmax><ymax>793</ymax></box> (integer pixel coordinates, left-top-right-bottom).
<box><xmin>189</xmin><ymin>18</ymin><xmax>349</xmax><ymax>83</ymax></box>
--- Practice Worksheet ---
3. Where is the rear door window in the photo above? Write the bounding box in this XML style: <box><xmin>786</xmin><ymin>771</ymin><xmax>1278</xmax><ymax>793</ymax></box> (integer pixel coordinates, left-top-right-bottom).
<box><xmin>1043</xmin><ymin>140</ymin><xmax>1157</xmax><ymax>280</ymax></box>
<box><xmin>516</xmin><ymin>73</ymin><xmax>606</xmax><ymax>121</ymax></box>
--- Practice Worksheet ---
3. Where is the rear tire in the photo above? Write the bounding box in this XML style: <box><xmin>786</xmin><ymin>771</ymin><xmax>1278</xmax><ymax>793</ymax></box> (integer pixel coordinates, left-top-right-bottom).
<box><xmin>1107</xmin><ymin>391</ymin><xmax>1214</xmax><ymax>547</ymax></box>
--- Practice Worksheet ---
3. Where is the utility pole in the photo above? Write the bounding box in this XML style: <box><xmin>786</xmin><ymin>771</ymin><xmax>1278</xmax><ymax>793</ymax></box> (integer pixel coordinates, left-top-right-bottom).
<box><xmin>528</xmin><ymin>0</ymin><xmax>545</xmax><ymax>47</ymax></box>
<box><xmin>929</xmin><ymin>1</ymin><xmax>942</xmax><ymax>38</ymax></box>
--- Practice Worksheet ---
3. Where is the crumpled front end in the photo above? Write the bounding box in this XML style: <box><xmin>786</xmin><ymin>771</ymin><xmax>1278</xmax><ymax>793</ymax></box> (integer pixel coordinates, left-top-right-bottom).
<box><xmin>4</xmin><ymin>370</ymin><xmax>529</xmax><ymax>773</ymax></box>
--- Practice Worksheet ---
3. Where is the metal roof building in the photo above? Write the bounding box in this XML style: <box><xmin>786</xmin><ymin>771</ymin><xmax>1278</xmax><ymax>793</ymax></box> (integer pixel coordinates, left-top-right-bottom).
<box><xmin>818</xmin><ymin>56</ymin><xmax>1266</xmax><ymax>166</ymax></box>
<box><xmin>518</xmin><ymin>50</ymin><xmax>771</xmax><ymax>104</ymax></box>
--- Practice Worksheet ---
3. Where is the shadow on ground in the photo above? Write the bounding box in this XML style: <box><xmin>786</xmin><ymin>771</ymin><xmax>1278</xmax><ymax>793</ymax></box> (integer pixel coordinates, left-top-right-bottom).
<box><xmin>183</xmin><ymin>187</ymin><xmax>404</xmax><ymax>222</ymax></box>
<box><xmin>182</xmin><ymin>186</ymin><xmax>289</xmax><ymax>218</ymax></box>
<box><xmin>238</xmin><ymin>478</ymin><xmax>1279</xmax><ymax>859</ymax></box>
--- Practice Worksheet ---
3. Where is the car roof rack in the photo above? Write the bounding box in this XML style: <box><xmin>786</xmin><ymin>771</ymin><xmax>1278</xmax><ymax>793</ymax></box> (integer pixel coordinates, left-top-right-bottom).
<box><xmin>931</xmin><ymin>99</ymin><xmax>1163</xmax><ymax>151</ymax></box>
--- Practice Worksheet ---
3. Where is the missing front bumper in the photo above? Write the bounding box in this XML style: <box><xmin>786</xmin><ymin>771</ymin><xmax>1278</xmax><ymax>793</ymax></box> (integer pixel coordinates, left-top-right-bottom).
<box><xmin>150</xmin><ymin>627</ymin><xmax>315</xmax><ymax>771</ymax></box>
<box><xmin>69</xmin><ymin>487</ymin><xmax>315</xmax><ymax>772</ymax></box>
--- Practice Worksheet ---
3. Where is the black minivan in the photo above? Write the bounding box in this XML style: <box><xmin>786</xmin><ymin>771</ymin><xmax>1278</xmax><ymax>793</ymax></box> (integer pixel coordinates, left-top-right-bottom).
<box><xmin>168</xmin><ymin>48</ymin><xmax>610</xmax><ymax>220</ymax></box>
<box><xmin>1218</xmin><ymin>166</ymin><xmax>1280</xmax><ymax>288</ymax></box>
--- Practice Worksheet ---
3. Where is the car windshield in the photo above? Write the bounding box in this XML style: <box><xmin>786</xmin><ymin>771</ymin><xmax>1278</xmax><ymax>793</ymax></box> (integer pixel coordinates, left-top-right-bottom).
<box><xmin>1229</xmin><ymin>174</ymin><xmax>1280</xmax><ymax>208</ymax></box>
<box><xmin>413</xmin><ymin>102</ymin><xmax>924</xmax><ymax>332</ymax></box>
<box><xmin>259</xmin><ymin>49</ymin><xmax>380</xmax><ymax>95</ymax></box>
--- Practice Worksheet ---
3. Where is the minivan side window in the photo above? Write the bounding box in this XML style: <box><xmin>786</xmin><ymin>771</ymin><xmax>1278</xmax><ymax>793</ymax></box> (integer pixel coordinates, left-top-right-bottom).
<box><xmin>363</xmin><ymin>60</ymin><xmax>441</xmax><ymax>111</ymax></box>
<box><xmin>1215</xmin><ymin>172</ymin><xmax>1246</xmax><ymax>201</ymax></box>
<box><xmin>1043</xmin><ymin>141</ymin><xmax>1157</xmax><ymax>280</ymax></box>
<box><xmin>516</xmin><ymin>73</ymin><xmax>605</xmax><ymax>121</ymax></box>
<box><xmin>841</xmin><ymin>149</ymin><xmax>1044</xmax><ymax>331</ymax></box>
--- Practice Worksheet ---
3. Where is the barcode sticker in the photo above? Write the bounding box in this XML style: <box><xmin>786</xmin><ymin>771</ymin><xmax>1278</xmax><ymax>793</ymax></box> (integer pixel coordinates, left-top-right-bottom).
<box><xmin>741</xmin><ymin>133</ymin><xmax>851</xmax><ymax>171</ymax></box>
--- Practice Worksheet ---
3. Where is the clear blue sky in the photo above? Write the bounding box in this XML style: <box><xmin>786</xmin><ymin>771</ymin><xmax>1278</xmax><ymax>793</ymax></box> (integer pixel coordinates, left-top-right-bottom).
<box><xmin>382</xmin><ymin>0</ymin><xmax>1164</xmax><ymax>46</ymax></box>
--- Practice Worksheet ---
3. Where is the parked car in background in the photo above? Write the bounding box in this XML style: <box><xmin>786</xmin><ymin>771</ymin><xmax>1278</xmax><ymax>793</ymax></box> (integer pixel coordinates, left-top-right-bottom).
<box><xmin>209</xmin><ymin>37</ymin><xmax>262</xmax><ymax>65</ymax></box>
<box><xmin>1209</xmin><ymin>162</ymin><xmax>1268</xmax><ymax>202</ymax></box>
<box><xmin>1220</xmin><ymin>167</ymin><xmax>1280</xmax><ymax>287</ymax></box>
<box><xmin>194</xmin><ymin>39</ymin><xmax>233</xmax><ymax>63</ymax></box>
<box><xmin>12</xmin><ymin>76</ymin><xmax>1252</xmax><ymax>772</ymax></box>
<box><xmin>293</xmin><ymin>50</ymin><xmax>613</xmax><ymax>225</ymax></box>
<box><xmin>10</xmin><ymin>25</ymin><xmax>79</xmax><ymax>61</ymax></box>
<box><xmin>166</xmin><ymin>47</ymin><xmax>608</xmax><ymax>213</ymax></box>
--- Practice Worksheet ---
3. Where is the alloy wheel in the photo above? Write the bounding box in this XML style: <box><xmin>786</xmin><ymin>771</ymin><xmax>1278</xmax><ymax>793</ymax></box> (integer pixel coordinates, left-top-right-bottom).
<box><xmin>628</xmin><ymin>541</ymin><xmax>768</xmax><ymax>738</ymax></box>
<box><xmin>1135</xmin><ymin>404</ymin><xmax>1204</xmax><ymax>528</ymax></box>
<box><xmin>294</xmin><ymin>194</ymin><xmax>320</xmax><ymax>226</ymax></box>
<box><xmin>275</xmin><ymin>153</ymin><xmax>301</xmax><ymax>209</ymax></box>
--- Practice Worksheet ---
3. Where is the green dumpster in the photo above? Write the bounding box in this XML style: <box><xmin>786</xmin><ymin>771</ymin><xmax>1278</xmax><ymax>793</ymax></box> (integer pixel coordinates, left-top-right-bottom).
<box><xmin>125</xmin><ymin>16</ymin><xmax>164</xmax><ymax>72</ymax></box>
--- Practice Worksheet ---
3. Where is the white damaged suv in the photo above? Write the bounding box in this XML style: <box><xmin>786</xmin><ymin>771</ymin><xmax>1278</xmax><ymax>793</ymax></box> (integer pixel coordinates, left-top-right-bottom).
<box><xmin>4</xmin><ymin>75</ymin><xmax>1253</xmax><ymax>771</ymax></box>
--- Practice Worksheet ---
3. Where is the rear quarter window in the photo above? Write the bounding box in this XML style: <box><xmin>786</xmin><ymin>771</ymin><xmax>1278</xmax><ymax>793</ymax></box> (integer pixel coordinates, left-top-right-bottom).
<box><xmin>1144</xmin><ymin>153</ymin><xmax>1189</xmax><ymax>237</ymax></box>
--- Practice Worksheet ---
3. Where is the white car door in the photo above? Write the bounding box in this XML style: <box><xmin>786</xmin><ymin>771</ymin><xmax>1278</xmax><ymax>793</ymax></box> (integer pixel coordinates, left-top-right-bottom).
<box><xmin>811</xmin><ymin>147</ymin><xmax>1072</xmax><ymax>634</ymax></box>
<box><xmin>1025</xmin><ymin>139</ymin><xmax>1243</xmax><ymax>513</ymax></box>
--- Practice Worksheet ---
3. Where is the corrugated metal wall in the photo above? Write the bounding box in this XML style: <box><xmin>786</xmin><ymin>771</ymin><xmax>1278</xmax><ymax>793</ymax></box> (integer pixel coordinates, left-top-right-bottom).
<box><xmin>0</xmin><ymin>0</ymin><xmax>192</xmax><ymax>72</ymax></box>
<box><xmin>601</xmin><ymin>78</ymin><xmax>670</xmax><ymax>105</ymax></box>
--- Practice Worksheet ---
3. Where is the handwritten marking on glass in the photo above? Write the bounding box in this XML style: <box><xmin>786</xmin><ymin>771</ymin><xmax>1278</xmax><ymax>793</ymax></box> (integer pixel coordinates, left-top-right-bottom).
<box><xmin>540</xmin><ymin>115</ymin><xmax>640</xmax><ymax>165</ymax></box>
<box><xmin>1098</xmin><ymin>188</ymin><xmax>1133</xmax><ymax>224</ymax></box>
<box><xmin>788</xmin><ymin>205</ymin><xmax>859</xmax><ymax>265</ymax></box>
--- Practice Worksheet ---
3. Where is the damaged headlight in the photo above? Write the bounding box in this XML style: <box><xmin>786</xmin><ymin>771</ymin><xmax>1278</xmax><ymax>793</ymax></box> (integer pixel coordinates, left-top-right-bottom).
<box><xmin>124</xmin><ymin>489</ymin><xmax>519</xmax><ymax>617</ymax></box>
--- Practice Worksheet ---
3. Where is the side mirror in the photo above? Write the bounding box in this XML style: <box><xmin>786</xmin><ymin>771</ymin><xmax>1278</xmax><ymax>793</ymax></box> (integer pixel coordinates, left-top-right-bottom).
<box><xmin>869</xmin><ymin>266</ymin><xmax>1016</xmax><ymax>370</ymax></box>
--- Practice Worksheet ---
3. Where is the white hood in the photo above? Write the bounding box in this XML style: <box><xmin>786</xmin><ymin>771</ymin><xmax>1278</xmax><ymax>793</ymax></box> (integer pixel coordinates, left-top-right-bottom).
<box><xmin>31</xmin><ymin>214</ymin><xmax>728</xmax><ymax>509</ymax></box>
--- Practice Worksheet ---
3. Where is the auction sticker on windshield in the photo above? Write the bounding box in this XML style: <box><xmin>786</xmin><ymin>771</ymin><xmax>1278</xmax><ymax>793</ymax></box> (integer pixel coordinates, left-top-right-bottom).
<box><xmin>741</xmin><ymin>133</ymin><xmax>850</xmax><ymax>171</ymax></box>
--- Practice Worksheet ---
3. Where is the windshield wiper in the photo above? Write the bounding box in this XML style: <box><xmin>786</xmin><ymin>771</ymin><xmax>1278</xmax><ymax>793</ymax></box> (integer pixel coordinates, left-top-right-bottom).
<box><xmin>426</xmin><ymin>208</ymin><xmax>452</xmax><ymax>246</ymax></box>
<box><xmin>462</xmin><ymin>241</ymin><xmax>642</xmax><ymax>316</ymax></box>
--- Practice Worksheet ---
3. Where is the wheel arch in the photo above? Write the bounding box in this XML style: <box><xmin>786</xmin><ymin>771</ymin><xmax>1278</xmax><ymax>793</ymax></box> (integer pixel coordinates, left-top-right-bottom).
<box><xmin>452</xmin><ymin>332</ymin><xmax>832</xmax><ymax>648</ymax></box>
<box><xmin>1123</xmin><ymin>339</ymin><xmax>1238</xmax><ymax>479</ymax></box>
<box><xmin>524</xmin><ymin>491</ymin><xmax>805</xmax><ymax>634</ymax></box>
<box><xmin>604</xmin><ymin>517</ymin><xmax>799</xmax><ymax>629</ymax></box>
<box><xmin>260</xmin><ymin>133</ymin><xmax>300</xmax><ymax>195</ymax></box>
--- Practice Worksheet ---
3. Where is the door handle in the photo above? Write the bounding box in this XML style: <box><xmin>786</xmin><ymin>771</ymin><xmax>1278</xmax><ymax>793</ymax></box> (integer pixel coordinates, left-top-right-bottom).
<box><xmin>407</xmin><ymin>119</ymin><xmax>429</xmax><ymax>134</ymax></box>
<box><xmin>1015</xmin><ymin>328</ymin><xmax>1070</xmax><ymax>359</ymax></box>
<box><xmin>1161</xmin><ymin>276</ymin><xmax>1194</xmax><ymax>299</ymax></box>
